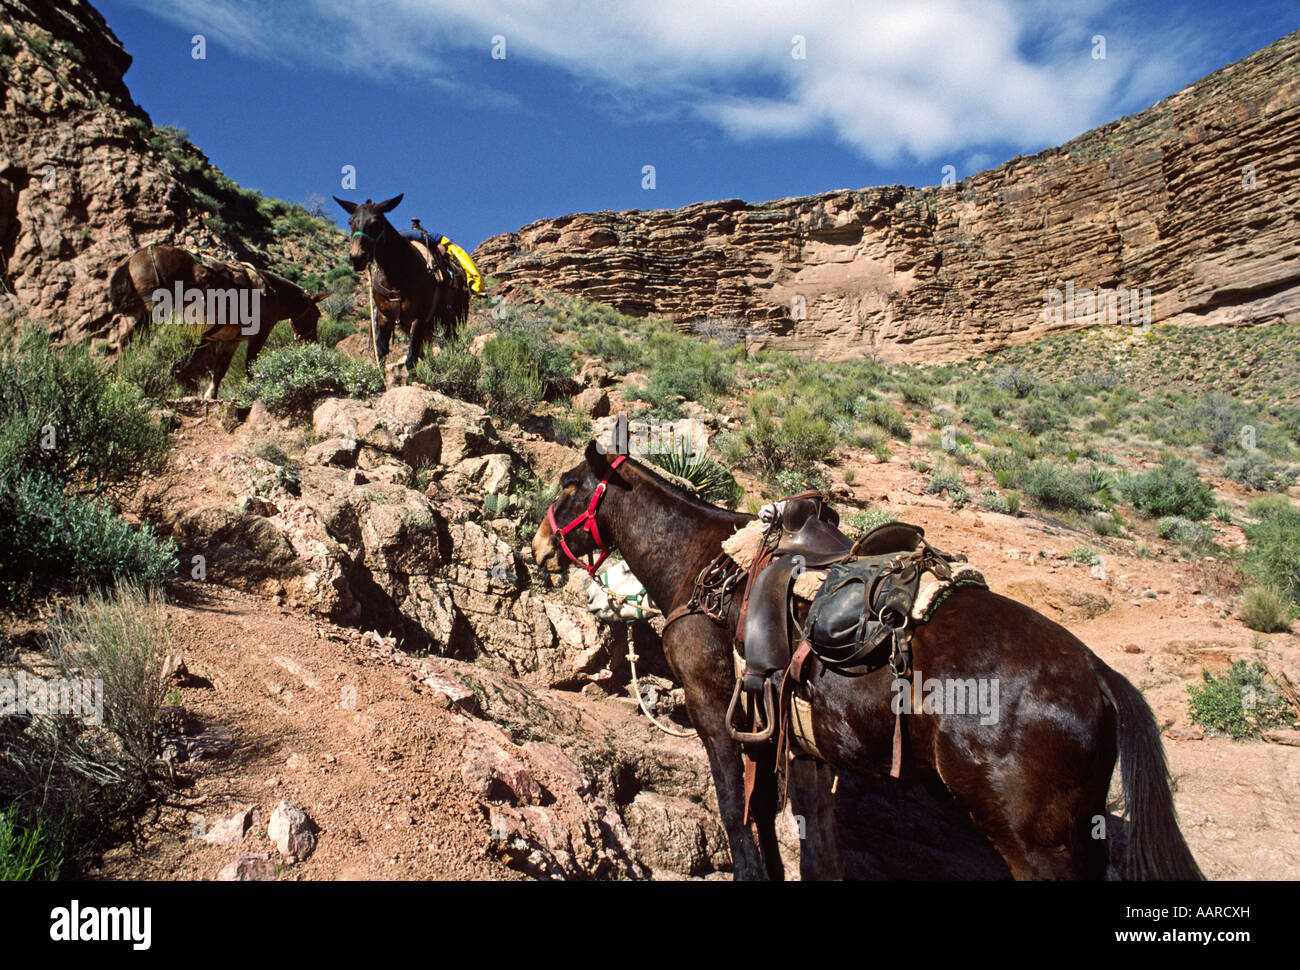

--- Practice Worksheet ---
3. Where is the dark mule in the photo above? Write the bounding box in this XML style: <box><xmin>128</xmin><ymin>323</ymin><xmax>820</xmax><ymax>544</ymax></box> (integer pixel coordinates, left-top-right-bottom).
<box><xmin>109</xmin><ymin>243</ymin><xmax>325</xmax><ymax>398</ymax></box>
<box><xmin>533</xmin><ymin>443</ymin><xmax>1204</xmax><ymax>881</ymax></box>
<box><xmin>333</xmin><ymin>194</ymin><xmax>469</xmax><ymax>378</ymax></box>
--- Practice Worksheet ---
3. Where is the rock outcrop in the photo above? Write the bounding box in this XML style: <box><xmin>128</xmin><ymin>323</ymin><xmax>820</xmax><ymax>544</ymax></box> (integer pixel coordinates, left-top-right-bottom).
<box><xmin>475</xmin><ymin>30</ymin><xmax>1300</xmax><ymax>363</ymax></box>
<box><xmin>0</xmin><ymin>0</ymin><xmax>344</xmax><ymax>344</ymax></box>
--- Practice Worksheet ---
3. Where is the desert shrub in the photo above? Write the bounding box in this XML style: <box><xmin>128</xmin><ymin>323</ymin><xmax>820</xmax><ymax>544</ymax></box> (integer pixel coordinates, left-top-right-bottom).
<box><xmin>1120</xmin><ymin>455</ymin><xmax>1215</xmax><ymax>520</ymax></box>
<box><xmin>1019</xmin><ymin>401</ymin><xmax>1067</xmax><ymax>437</ymax></box>
<box><xmin>577</xmin><ymin>329</ymin><xmax>643</xmax><ymax>375</ymax></box>
<box><xmin>1187</xmin><ymin>661</ymin><xmax>1297</xmax><ymax>738</ymax></box>
<box><xmin>490</xmin><ymin>312</ymin><xmax>573</xmax><ymax>398</ymax></box>
<box><xmin>243</xmin><ymin>343</ymin><xmax>383</xmax><ymax>415</ymax></box>
<box><xmin>551</xmin><ymin>403</ymin><xmax>593</xmax><ymax>449</ymax></box>
<box><xmin>1237</xmin><ymin>586</ymin><xmax>1294</xmax><ymax>633</ymax></box>
<box><xmin>926</xmin><ymin>468</ymin><xmax>968</xmax><ymax>506</ymax></box>
<box><xmin>0</xmin><ymin>330</ymin><xmax>170</xmax><ymax>498</ymax></box>
<box><xmin>0</xmin><ymin>585</ymin><xmax>175</xmax><ymax>876</ymax></box>
<box><xmin>1246</xmin><ymin>495</ymin><xmax>1294</xmax><ymax>520</ymax></box>
<box><xmin>1224</xmin><ymin>452</ymin><xmax>1293</xmax><ymax>493</ymax></box>
<box><xmin>317</xmin><ymin>315</ymin><xmax>355</xmax><ymax>349</ymax></box>
<box><xmin>1157</xmin><ymin>515</ymin><xmax>1214</xmax><ymax>550</ymax></box>
<box><xmin>0</xmin><ymin>474</ymin><xmax>176</xmax><ymax>604</ymax></box>
<box><xmin>412</xmin><ymin>331</ymin><xmax>483</xmax><ymax>403</ymax></box>
<box><xmin>1243</xmin><ymin>505</ymin><xmax>1300</xmax><ymax>602</ymax></box>
<box><xmin>1068</xmin><ymin>544</ymin><xmax>1100</xmax><ymax>565</ymax></box>
<box><xmin>853</xmin><ymin>399</ymin><xmax>911</xmax><ymax>441</ymax></box>
<box><xmin>479</xmin><ymin>332</ymin><xmax>546</xmax><ymax>420</ymax></box>
<box><xmin>978</xmin><ymin>489</ymin><xmax>1021</xmax><ymax>516</ymax></box>
<box><xmin>844</xmin><ymin>507</ymin><xmax>897</xmax><ymax>535</ymax></box>
<box><xmin>114</xmin><ymin>322</ymin><xmax>206</xmax><ymax>402</ymax></box>
<box><xmin>635</xmin><ymin>335</ymin><xmax>735</xmax><ymax>418</ymax></box>
<box><xmin>897</xmin><ymin>381</ymin><xmax>932</xmax><ymax>408</ymax></box>
<box><xmin>992</xmin><ymin>366</ymin><xmax>1038</xmax><ymax>398</ymax></box>
<box><xmin>1020</xmin><ymin>461</ymin><xmax>1096</xmax><ymax>512</ymax></box>
<box><xmin>1197</xmin><ymin>392</ymin><xmax>1248</xmax><ymax>454</ymax></box>
<box><xmin>737</xmin><ymin>393</ymin><xmax>837</xmax><ymax>478</ymax></box>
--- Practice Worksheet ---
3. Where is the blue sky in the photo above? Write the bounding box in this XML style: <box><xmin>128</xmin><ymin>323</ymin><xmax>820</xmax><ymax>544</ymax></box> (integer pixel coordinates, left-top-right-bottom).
<box><xmin>96</xmin><ymin>0</ymin><xmax>1298</xmax><ymax>251</ymax></box>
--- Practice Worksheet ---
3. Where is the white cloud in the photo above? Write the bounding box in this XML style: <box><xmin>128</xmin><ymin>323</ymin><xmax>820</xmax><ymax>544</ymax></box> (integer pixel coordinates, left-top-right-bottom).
<box><xmin>117</xmin><ymin>0</ymin><xmax>1207</xmax><ymax>165</ymax></box>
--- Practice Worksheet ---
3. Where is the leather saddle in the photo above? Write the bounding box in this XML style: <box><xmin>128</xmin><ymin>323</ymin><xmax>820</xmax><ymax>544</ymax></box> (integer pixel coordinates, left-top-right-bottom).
<box><xmin>729</xmin><ymin>504</ymin><xmax>961</xmax><ymax>742</ymax></box>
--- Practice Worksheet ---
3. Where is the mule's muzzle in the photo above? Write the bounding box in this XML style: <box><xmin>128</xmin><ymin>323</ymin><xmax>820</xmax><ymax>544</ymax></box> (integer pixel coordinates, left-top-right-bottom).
<box><xmin>531</xmin><ymin>518</ymin><xmax>561</xmax><ymax>572</ymax></box>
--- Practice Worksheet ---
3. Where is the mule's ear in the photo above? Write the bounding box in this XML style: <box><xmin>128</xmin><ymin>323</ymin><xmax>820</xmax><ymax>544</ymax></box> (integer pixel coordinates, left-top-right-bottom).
<box><xmin>376</xmin><ymin>193</ymin><xmax>404</xmax><ymax>213</ymax></box>
<box><xmin>334</xmin><ymin>196</ymin><xmax>358</xmax><ymax>214</ymax></box>
<box><xmin>308</xmin><ymin>291</ymin><xmax>331</xmax><ymax>303</ymax></box>
<box><xmin>585</xmin><ymin>439</ymin><xmax>608</xmax><ymax>470</ymax></box>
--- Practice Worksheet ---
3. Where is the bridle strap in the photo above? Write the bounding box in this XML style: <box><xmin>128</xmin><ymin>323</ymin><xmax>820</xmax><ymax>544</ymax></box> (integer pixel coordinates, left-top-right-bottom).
<box><xmin>546</xmin><ymin>455</ymin><xmax>626</xmax><ymax>577</ymax></box>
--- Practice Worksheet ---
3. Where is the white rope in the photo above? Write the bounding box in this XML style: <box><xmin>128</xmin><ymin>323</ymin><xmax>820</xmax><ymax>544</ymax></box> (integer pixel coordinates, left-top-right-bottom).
<box><xmin>593</xmin><ymin>572</ymin><xmax>694</xmax><ymax>738</ymax></box>
<box><xmin>626</xmin><ymin>646</ymin><xmax>697</xmax><ymax>739</ymax></box>
<box><xmin>365</xmin><ymin>268</ymin><xmax>380</xmax><ymax>366</ymax></box>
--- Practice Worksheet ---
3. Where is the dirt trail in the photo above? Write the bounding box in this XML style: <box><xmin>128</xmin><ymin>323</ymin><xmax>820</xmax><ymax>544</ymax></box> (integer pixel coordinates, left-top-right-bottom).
<box><xmin>65</xmin><ymin>407</ymin><xmax>1300</xmax><ymax>880</ymax></box>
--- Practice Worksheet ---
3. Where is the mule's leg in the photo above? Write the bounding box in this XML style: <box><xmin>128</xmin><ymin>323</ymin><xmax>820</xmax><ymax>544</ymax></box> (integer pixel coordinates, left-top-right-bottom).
<box><xmin>405</xmin><ymin>312</ymin><xmax>430</xmax><ymax>371</ymax></box>
<box><xmin>665</xmin><ymin>621</ymin><xmax>772</xmax><ymax>880</ymax></box>
<box><xmin>204</xmin><ymin>342</ymin><xmax>239</xmax><ymax>400</ymax></box>
<box><xmin>744</xmin><ymin>743</ymin><xmax>786</xmax><ymax>881</ymax></box>
<box><xmin>787</xmin><ymin>758</ymin><xmax>842</xmax><ymax>880</ymax></box>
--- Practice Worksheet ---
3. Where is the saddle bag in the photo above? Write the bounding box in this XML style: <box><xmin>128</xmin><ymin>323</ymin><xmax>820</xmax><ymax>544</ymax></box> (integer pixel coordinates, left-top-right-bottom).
<box><xmin>803</xmin><ymin>555</ymin><xmax>920</xmax><ymax>669</ymax></box>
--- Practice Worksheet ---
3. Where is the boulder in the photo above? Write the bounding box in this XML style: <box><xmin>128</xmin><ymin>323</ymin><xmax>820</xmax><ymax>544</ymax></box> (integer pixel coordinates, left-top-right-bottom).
<box><xmin>623</xmin><ymin>791</ymin><xmax>730</xmax><ymax>877</ymax></box>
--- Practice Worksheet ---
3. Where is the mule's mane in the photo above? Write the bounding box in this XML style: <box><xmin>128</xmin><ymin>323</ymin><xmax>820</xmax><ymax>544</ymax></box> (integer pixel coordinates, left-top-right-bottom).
<box><xmin>623</xmin><ymin>456</ymin><xmax>753</xmax><ymax>525</ymax></box>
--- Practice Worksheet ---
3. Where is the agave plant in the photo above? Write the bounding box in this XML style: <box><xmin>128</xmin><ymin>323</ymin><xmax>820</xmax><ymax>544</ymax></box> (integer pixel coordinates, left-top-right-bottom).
<box><xmin>644</xmin><ymin>441</ymin><xmax>743</xmax><ymax>508</ymax></box>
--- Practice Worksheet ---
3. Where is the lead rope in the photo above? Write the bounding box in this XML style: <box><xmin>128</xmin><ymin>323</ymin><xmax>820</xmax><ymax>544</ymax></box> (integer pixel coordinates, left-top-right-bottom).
<box><xmin>595</xmin><ymin>576</ymin><xmax>695</xmax><ymax>739</ymax></box>
<box><xmin>365</xmin><ymin>269</ymin><xmax>380</xmax><ymax>366</ymax></box>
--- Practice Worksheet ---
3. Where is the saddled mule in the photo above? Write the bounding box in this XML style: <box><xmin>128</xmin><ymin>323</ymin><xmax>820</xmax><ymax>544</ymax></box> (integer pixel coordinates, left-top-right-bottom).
<box><xmin>333</xmin><ymin>194</ymin><xmax>469</xmax><ymax>378</ymax></box>
<box><xmin>109</xmin><ymin>243</ymin><xmax>325</xmax><ymax>398</ymax></box>
<box><xmin>532</xmin><ymin>442</ymin><xmax>1204</xmax><ymax>881</ymax></box>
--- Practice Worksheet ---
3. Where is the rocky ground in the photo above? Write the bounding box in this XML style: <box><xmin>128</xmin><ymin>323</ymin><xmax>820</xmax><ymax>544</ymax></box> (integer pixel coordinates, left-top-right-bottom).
<box><xmin>9</xmin><ymin>375</ymin><xmax>1290</xmax><ymax>881</ymax></box>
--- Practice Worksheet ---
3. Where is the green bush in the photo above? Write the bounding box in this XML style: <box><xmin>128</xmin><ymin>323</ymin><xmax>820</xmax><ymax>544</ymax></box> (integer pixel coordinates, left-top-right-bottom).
<box><xmin>737</xmin><ymin>393</ymin><xmax>837</xmax><ymax>478</ymax></box>
<box><xmin>1157</xmin><ymin>515</ymin><xmax>1214</xmax><ymax>550</ymax></box>
<box><xmin>551</xmin><ymin>403</ymin><xmax>593</xmax><ymax>449</ymax></box>
<box><xmin>854</xmin><ymin>399</ymin><xmax>911</xmax><ymax>441</ymax></box>
<box><xmin>634</xmin><ymin>334</ymin><xmax>735</xmax><ymax>418</ymax></box>
<box><xmin>0</xmin><ymin>474</ymin><xmax>177</xmax><ymax>604</ymax></box>
<box><xmin>1224</xmin><ymin>453</ymin><xmax>1293</xmax><ymax>493</ymax></box>
<box><xmin>479</xmin><ymin>332</ymin><xmax>546</xmax><ymax>420</ymax></box>
<box><xmin>844</xmin><ymin>508</ymin><xmax>897</xmax><ymax>535</ymax></box>
<box><xmin>978</xmin><ymin>489</ymin><xmax>1021</xmax><ymax>516</ymax></box>
<box><xmin>1121</xmin><ymin>455</ymin><xmax>1216</xmax><ymax>520</ymax></box>
<box><xmin>243</xmin><ymin>343</ymin><xmax>383</xmax><ymax>415</ymax></box>
<box><xmin>317</xmin><ymin>316</ymin><xmax>355</xmax><ymax>349</ymax></box>
<box><xmin>114</xmin><ymin>323</ymin><xmax>206</xmax><ymax>402</ymax></box>
<box><xmin>1238</xmin><ymin>586</ymin><xmax>1293</xmax><ymax>633</ymax></box>
<box><xmin>1187</xmin><ymin>661</ymin><xmax>1297</xmax><ymax>738</ymax></box>
<box><xmin>1020</xmin><ymin>461</ymin><xmax>1096</xmax><ymax>512</ymax></box>
<box><xmin>1243</xmin><ymin>505</ymin><xmax>1300</xmax><ymax>602</ymax></box>
<box><xmin>412</xmin><ymin>331</ymin><xmax>483</xmax><ymax>402</ymax></box>
<box><xmin>0</xmin><ymin>330</ymin><xmax>170</xmax><ymax>498</ymax></box>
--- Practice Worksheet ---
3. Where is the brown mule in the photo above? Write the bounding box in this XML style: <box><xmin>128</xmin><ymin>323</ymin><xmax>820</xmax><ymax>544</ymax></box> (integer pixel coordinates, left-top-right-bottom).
<box><xmin>333</xmin><ymin>194</ymin><xmax>469</xmax><ymax>380</ymax></box>
<box><xmin>109</xmin><ymin>243</ymin><xmax>325</xmax><ymax>398</ymax></box>
<box><xmin>533</xmin><ymin>442</ymin><xmax>1205</xmax><ymax>881</ymax></box>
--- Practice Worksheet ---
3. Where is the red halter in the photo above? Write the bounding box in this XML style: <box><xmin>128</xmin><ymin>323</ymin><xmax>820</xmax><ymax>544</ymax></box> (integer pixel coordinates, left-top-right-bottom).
<box><xmin>546</xmin><ymin>455</ymin><xmax>626</xmax><ymax>577</ymax></box>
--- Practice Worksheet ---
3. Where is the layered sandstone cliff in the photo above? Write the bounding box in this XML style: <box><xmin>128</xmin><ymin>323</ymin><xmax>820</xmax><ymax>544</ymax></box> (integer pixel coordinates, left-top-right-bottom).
<box><xmin>475</xmin><ymin>31</ymin><xmax>1300</xmax><ymax>363</ymax></box>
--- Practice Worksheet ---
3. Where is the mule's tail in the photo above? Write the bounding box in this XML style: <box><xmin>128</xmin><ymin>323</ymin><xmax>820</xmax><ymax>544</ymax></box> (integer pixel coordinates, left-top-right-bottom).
<box><xmin>1093</xmin><ymin>661</ymin><xmax>1204</xmax><ymax>880</ymax></box>
<box><xmin>109</xmin><ymin>255</ymin><xmax>144</xmax><ymax>317</ymax></box>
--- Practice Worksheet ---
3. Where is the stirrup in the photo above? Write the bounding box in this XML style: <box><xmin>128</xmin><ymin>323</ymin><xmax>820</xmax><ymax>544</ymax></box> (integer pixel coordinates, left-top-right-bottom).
<box><xmin>727</xmin><ymin>677</ymin><xmax>776</xmax><ymax>743</ymax></box>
